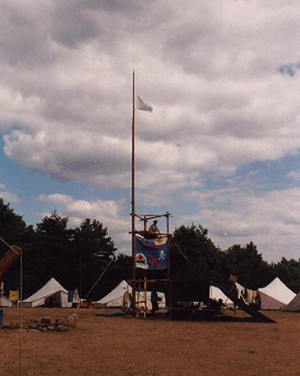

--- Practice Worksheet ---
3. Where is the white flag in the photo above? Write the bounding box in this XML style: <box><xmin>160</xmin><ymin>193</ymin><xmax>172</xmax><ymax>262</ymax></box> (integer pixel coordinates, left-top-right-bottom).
<box><xmin>137</xmin><ymin>96</ymin><xmax>153</xmax><ymax>112</ymax></box>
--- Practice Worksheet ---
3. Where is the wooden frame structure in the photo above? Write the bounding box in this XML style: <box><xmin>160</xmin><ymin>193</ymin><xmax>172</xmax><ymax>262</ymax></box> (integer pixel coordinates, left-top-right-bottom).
<box><xmin>131</xmin><ymin>71</ymin><xmax>172</xmax><ymax>316</ymax></box>
<box><xmin>130</xmin><ymin>212</ymin><xmax>172</xmax><ymax>316</ymax></box>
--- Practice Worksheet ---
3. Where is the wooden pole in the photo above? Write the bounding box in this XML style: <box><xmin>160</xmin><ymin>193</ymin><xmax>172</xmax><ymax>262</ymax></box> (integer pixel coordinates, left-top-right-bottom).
<box><xmin>19</xmin><ymin>246</ymin><xmax>23</xmax><ymax>376</ymax></box>
<box><xmin>131</xmin><ymin>70</ymin><xmax>136</xmax><ymax>315</ymax></box>
<box><xmin>166</xmin><ymin>212</ymin><xmax>172</xmax><ymax>316</ymax></box>
<box><xmin>144</xmin><ymin>277</ymin><xmax>147</xmax><ymax>313</ymax></box>
<box><xmin>0</xmin><ymin>236</ymin><xmax>23</xmax><ymax>372</ymax></box>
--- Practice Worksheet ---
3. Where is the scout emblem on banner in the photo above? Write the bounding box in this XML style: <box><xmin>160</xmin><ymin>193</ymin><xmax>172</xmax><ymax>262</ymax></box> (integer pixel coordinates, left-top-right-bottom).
<box><xmin>135</xmin><ymin>236</ymin><xmax>167</xmax><ymax>270</ymax></box>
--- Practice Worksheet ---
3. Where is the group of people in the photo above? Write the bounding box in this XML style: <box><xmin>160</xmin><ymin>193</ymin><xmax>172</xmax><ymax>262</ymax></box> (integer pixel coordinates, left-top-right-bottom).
<box><xmin>122</xmin><ymin>287</ymin><xmax>160</xmax><ymax>316</ymax></box>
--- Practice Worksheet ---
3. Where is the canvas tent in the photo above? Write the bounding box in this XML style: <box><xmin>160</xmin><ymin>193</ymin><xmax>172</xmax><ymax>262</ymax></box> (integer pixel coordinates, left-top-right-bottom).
<box><xmin>258</xmin><ymin>277</ymin><xmax>296</xmax><ymax>310</ymax></box>
<box><xmin>23</xmin><ymin>278</ymin><xmax>72</xmax><ymax>308</ymax></box>
<box><xmin>95</xmin><ymin>280</ymin><xmax>129</xmax><ymax>308</ymax></box>
<box><xmin>94</xmin><ymin>280</ymin><xmax>166</xmax><ymax>310</ymax></box>
<box><xmin>281</xmin><ymin>292</ymin><xmax>300</xmax><ymax>312</ymax></box>
<box><xmin>209</xmin><ymin>285</ymin><xmax>234</xmax><ymax>307</ymax></box>
<box><xmin>0</xmin><ymin>296</ymin><xmax>12</xmax><ymax>307</ymax></box>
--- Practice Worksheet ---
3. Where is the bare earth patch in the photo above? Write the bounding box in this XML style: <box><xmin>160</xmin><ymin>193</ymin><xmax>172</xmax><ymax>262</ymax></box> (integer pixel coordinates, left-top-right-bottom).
<box><xmin>0</xmin><ymin>307</ymin><xmax>299</xmax><ymax>376</ymax></box>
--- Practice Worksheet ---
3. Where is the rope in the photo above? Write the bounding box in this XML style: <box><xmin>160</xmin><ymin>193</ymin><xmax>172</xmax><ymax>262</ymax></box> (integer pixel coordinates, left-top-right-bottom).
<box><xmin>170</xmin><ymin>238</ymin><xmax>190</xmax><ymax>262</ymax></box>
<box><xmin>0</xmin><ymin>237</ymin><xmax>20</xmax><ymax>255</ymax></box>
<box><xmin>84</xmin><ymin>257</ymin><xmax>114</xmax><ymax>300</ymax></box>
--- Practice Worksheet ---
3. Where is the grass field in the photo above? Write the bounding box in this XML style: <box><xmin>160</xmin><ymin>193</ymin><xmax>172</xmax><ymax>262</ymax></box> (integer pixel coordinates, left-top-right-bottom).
<box><xmin>0</xmin><ymin>307</ymin><xmax>299</xmax><ymax>376</ymax></box>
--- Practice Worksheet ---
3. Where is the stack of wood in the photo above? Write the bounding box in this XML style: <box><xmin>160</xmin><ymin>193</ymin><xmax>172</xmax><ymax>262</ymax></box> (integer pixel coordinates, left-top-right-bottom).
<box><xmin>1</xmin><ymin>314</ymin><xmax>77</xmax><ymax>332</ymax></box>
<box><xmin>27</xmin><ymin>317</ymin><xmax>69</xmax><ymax>331</ymax></box>
<box><xmin>1</xmin><ymin>322</ymin><xmax>20</xmax><ymax>330</ymax></box>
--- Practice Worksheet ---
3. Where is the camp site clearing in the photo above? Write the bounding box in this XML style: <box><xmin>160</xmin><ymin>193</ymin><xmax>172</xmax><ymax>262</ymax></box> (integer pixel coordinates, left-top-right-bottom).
<box><xmin>0</xmin><ymin>307</ymin><xmax>299</xmax><ymax>376</ymax></box>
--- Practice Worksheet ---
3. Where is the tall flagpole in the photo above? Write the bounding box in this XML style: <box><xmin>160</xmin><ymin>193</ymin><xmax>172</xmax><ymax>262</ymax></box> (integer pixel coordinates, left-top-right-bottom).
<box><xmin>131</xmin><ymin>70</ymin><xmax>136</xmax><ymax>315</ymax></box>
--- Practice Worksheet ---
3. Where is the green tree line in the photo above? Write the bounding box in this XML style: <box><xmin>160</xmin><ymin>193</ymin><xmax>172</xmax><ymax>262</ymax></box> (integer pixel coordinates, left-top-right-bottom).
<box><xmin>0</xmin><ymin>198</ymin><xmax>299</xmax><ymax>301</ymax></box>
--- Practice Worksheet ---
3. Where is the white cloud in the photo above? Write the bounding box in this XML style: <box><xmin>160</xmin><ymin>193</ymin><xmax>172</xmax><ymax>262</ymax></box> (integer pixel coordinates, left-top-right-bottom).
<box><xmin>179</xmin><ymin>185</ymin><xmax>300</xmax><ymax>261</ymax></box>
<box><xmin>1</xmin><ymin>1</ymin><xmax>300</xmax><ymax>261</ymax></box>
<box><xmin>0</xmin><ymin>183</ymin><xmax>20</xmax><ymax>203</ymax></box>
<box><xmin>2</xmin><ymin>1</ymin><xmax>300</xmax><ymax>189</ymax></box>
<box><xmin>38</xmin><ymin>193</ymin><xmax>130</xmax><ymax>252</ymax></box>
<box><xmin>287</xmin><ymin>170</ymin><xmax>300</xmax><ymax>182</ymax></box>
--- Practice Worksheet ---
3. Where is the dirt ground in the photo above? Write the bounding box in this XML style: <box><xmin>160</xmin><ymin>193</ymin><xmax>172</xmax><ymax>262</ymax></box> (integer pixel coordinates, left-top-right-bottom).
<box><xmin>0</xmin><ymin>307</ymin><xmax>299</xmax><ymax>376</ymax></box>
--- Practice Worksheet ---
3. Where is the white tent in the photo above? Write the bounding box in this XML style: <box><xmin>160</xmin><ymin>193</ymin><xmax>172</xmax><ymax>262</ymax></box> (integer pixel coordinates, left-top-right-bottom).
<box><xmin>258</xmin><ymin>277</ymin><xmax>296</xmax><ymax>310</ymax></box>
<box><xmin>282</xmin><ymin>292</ymin><xmax>300</xmax><ymax>312</ymax></box>
<box><xmin>23</xmin><ymin>278</ymin><xmax>72</xmax><ymax>308</ymax></box>
<box><xmin>0</xmin><ymin>296</ymin><xmax>12</xmax><ymax>307</ymax></box>
<box><xmin>209</xmin><ymin>285</ymin><xmax>234</xmax><ymax>307</ymax></box>
<box><xmin>96</xmin><ymin>280</ymin><xmax>128</xmax><ymax>307</ymax></box>
<box><xmin>94</xmin><ymin>280</ymin><xmax>166</xmax><ymax>310</ymax></box>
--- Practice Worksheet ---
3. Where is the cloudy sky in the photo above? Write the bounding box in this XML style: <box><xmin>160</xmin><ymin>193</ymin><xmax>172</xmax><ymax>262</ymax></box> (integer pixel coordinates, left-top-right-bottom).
<box><xmin>1</xmin><ymin>0</ymin><xmax>300</xmax><ymax>262</ymax></box>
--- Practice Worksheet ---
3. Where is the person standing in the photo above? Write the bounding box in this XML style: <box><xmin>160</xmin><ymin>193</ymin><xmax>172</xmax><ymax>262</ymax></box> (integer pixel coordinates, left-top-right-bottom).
<box><xmin>151</xmin><ymin>288</ymin><xmax>159</xmax><ymax>315</ymax></box>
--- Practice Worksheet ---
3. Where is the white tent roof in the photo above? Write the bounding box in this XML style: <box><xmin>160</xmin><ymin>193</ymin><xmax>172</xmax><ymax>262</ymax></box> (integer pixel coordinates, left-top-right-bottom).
<box><xmin>282</xmin><ymin>292</ymin><xmax>300</xmax><ymax>312</ymax></box>
<box><xmin>23</xmin><ymin>278</ymin><xmax>71</xmax><ymax>308</ymax></box>
<box><xmin>258</xmin><ymin>277</ymin><xmax>296</xmax><ymax>309</ymax></box>
<box><xmin>0</xmin><ymin>296</ymin><xmax>12</xmax><ymax>307</ymax></box>
<box><xmin>97</xmin><ymin>280</ymin><xmax>129</xmax><ymax>307</ymax></box>
<box><xmin>95</xmin><ymin>280</ymin><xmax>165</xmax><ymax>309</ymax></box>
<box><xmin>209</xmin><ymin>286</ymin><xmax>234</xmax><ymax>306</ymax></box>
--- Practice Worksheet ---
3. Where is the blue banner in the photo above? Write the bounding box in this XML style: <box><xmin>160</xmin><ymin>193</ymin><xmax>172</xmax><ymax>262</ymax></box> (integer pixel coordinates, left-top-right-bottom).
<box><xmin>135</xmin><ymin>237</ymin><xmax>168</xmax><ymax>270</ymax></box>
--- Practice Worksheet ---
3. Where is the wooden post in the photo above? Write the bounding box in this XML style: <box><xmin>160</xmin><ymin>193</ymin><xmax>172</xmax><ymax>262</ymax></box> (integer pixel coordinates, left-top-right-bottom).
<box><xmin>19</xmin><ymin>244</ymin><xmax>23</xmax><ymax>376</ymax></box>
<box><xmin>166</xmin><ymin>212</ymin><xmax>172</xmax><ymax>316</ymax></box>
<box><xmin>131</xmin><ymin>71</ymin><xmax>136</xmax><ymax>316</ymax></box>
<box><xmin>144</xmin><ymin>277</ymin><xmax>147</xmax><ymax>312</ymax></box>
